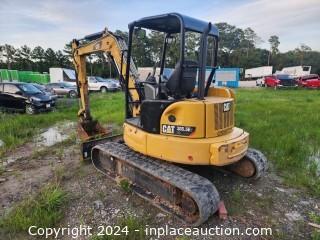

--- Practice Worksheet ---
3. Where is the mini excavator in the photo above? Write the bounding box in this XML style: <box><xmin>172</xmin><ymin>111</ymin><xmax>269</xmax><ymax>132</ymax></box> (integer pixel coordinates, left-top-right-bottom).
<box><xmin>72</xmin><ymin>13</ymin><xmax>267</xmax><ymax>226</ymax></box>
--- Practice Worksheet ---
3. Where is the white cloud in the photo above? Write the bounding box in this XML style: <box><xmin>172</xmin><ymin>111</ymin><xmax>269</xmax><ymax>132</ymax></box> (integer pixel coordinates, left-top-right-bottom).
<box><xmin>0</xmin><ymin>0</ymin><xmax>319</xmax><ymax>52</ymax></box>
<box><xmin>209</xmin><ymin>0</ymin><xmax>320</xmax><ymax>51</ymax></box>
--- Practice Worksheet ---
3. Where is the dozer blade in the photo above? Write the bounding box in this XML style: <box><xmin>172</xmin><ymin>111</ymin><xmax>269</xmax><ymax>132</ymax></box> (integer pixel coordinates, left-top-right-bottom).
<box><xmin>80</xmin><ymin>134</ymin><xmax>123</xmax><ymax>161</ymax></box>
<box><xmin>91</xmin><ymin>142</ymin><xmax>220</xmax><ymax>226</ymax></box>
<box><xmin>225</xmin><ymin>148</ymin><xmax>268</xmax><ymax>180</ymax></box>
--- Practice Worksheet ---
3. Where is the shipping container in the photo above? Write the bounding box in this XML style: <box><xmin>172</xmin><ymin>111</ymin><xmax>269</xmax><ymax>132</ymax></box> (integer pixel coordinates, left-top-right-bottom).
<box><xmin>215</xmin><ymin>68</ymin><xmax>240</xmax><ymax>88</ymax></box>
<box><xmin>0</xmin><ymin>69</ymin><xmax>10</xmax><ymax>81</ymax></box>
<box><xmin>49</xmin><ymin>68</ymin><xmax>76</xmax><ymax>85</ymax></box>
<box><xmin>8</xmin><ymin>70</ymin><xmax>19</xmax><ymax>81</ymax></box>
<box><xmin>245</xmin><ymin>66</ymin><xmax>273</xmax><ymax>79</ymax></box>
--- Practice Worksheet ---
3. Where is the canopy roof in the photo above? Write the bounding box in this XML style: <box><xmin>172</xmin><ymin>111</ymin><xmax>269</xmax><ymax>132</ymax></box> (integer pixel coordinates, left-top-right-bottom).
<box><xmin>130</xmin><ymin>13</ymin><xmax>219</xmax><ymax>37</ymax></box>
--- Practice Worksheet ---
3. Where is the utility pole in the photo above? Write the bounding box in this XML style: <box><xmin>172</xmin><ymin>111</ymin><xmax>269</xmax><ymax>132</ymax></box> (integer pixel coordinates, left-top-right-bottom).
<box><xmin>109</xmin><ymin>61</ymin><xmax>111</xmax><ymax>78</ymax></box>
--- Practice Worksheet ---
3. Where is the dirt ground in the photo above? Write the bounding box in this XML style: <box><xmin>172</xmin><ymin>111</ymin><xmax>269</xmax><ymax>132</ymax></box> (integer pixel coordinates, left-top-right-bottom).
<box><xmin>0</xmin><ymin>124</ymin><xmax>319</xmax><ymax>240</ymax></box>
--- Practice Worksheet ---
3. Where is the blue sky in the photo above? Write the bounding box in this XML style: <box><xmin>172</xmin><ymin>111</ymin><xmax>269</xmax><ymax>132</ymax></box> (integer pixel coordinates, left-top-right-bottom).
<box><xmin>0</xmin><ymin>0</ymin><xmax>319</xmax><ymax>52</ymax></box>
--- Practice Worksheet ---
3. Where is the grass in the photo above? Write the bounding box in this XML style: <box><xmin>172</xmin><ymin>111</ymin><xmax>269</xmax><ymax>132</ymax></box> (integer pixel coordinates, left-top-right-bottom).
<box><xmin>309</xmin><ymin>212</ymin><xmax>320</xmax><ymax>240</ymax></box>
<box><xmin>1</xmin><ymin>89</ymin><xmax>319</xmax><ymax>195</ymax></box>
<box><xmin>0</xmin><ymin>183</ymin><xmax>67</xmax><ymax>233</ymax></box>
<box><xmin>235</xmin><ymin>88</ymin><xmax>320</xmax><ymax>195</ymax></box>
<box><xmin>119</xmin><ymin>179</ymin><xmax>132</xmax><ymax>193</ymax></box>
<box><xmin>226</xmin><ymin>188</ymin><xmax>244</xmax><ymax>215</ymax></box>
<box><xmin>0</xmin><ymin>92</ymin><xmax>124</xmax><ymax>157</ymax></box>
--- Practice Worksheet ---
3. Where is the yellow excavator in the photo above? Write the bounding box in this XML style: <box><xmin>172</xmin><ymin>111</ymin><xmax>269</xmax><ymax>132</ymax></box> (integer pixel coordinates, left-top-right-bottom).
<box><xmin>72</xmin><ymin>13</ymin><xmax>267</xmax><ymax>226</ymax></box>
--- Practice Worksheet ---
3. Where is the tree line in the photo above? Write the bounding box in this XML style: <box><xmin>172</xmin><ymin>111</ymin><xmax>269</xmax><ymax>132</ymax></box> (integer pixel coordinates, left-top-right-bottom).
<box><xmin>1</xmin><ymin>22</ymin><xmax>319</xmax><ymax>77</ymax></box>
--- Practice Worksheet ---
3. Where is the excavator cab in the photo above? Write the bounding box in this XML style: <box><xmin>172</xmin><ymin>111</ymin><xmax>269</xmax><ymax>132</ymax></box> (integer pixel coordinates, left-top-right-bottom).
<box><xmin>124</xmin><ymin>13</ymin><xmax>220</xmax><ymax>136</ymax></box>
<box><xmin>125</xmin><ymin>13</ymin><xmax>218</xmax><ymax>115</ymax></box>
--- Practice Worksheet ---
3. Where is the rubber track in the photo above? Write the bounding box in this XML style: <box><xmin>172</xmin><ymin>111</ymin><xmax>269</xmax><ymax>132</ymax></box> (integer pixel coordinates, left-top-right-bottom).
<box><xmin>245</xmin><ymin>148</ymin><xmax>268</xmax><ymax>180</ymax></box>
<box><xmin>92</xmin><ymin>142</ymin><xmax>220</xmax><ymax>226</ymax></box>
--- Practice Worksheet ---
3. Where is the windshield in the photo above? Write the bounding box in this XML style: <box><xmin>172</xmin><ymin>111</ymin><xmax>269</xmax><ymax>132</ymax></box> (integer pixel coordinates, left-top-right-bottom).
<box><xmin>33</xmin><ymin>84</ymin><xmax>45</xmax><ymax>90</ymax></box>
<box><xmin>96</xmin><ymin>77</ymin><xmax>107</xmax><ymax>82</ymax></box>
<box><xmin>106</xmin><ymin>78</ymin><xmax>118</xmax><ymax>83</ymax></box>
<box><xmin>62</xmin><ymin>82</ymin><xmax>74</xmax><ymax>87</ymax></box>
<box><xmin>277</xmin><ymin>75</ymin><xmax>293</xmax><ymax>80</ymax></box>
<box><xmin>19</xmin><ymin>84</ymin><xmax>42</xmax><ymax>94</ymax></box>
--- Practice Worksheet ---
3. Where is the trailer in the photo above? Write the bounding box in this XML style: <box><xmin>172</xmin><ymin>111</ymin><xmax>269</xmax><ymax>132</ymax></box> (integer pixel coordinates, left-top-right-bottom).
<box><xmin>276</xmin><ymin>66</ymin><xmax>311</xmax><ymax>78</ymax></box>
<box><xmin>245</xmin><ymin>66</ymin><xmax>273</xmax><ymax>80</ymax></box>
<box><xmin>49</xmin><ymin>68</ymin><xmax>77</xmax><ymax>85</ymax></box>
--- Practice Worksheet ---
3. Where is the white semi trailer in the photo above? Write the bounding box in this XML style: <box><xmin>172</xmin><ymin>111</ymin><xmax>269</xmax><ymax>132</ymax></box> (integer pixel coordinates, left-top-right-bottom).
<box><xmin>276</xmin><ymin>66</ymin><xmax>311</xmax><ymax>78</ymax></box>
<box><xmin>49</xmin><ymin>68</ymin><xmax>77</xmax><ymax>86</ymax></box>
<box><xmin>245</xmin><ymin>66</ymin><xmax>273</xmax><ymax>79</ymax></box>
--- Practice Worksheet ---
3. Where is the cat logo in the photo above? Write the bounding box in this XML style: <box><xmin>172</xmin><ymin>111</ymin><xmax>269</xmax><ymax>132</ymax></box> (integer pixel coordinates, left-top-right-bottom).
<box><xmin>162</xmin><ymin>125</ymin><xmax>176</xmax><ymax>134</ymax></box>
<box><xmin>162</xmin><ymin>124</ymin><xmax>195</xmax><ymax>136</ymax></box>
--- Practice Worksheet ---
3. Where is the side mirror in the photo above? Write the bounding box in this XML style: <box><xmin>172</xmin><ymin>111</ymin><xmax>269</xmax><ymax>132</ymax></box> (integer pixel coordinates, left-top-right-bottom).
<box><xmin>15</xmin><ymin>91</ymin><xmax>23</xmax><ymax>95</ymax></box>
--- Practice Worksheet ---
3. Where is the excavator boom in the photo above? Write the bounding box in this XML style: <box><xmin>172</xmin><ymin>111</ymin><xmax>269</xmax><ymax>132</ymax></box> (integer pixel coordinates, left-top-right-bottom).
<box><xmin>72</xmin><ymin>29</ymin><xmax>140</xmax><ymax>141</ymax></box>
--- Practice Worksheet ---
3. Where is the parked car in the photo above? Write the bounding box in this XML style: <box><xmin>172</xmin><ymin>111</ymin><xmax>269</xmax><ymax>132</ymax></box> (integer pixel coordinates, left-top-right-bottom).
<box><xmin>296</xmin><ymin>74</ymin><xmax>320</xmax><ymax>88</ymax></box>
<box><xmin>31</xmin><ymin>83</ymin><xmax>58</xmax><ymax>105</ymax></box>
<box><xmin>87</xmin><ymin>76</ymin><xmax>119</xmax><ymax>92</ymax></box>
<box><xmin>106</xmin><ymin>78</ymin><xmax>121</xmax><ymax>90</ymax></box>
<box><xmin>264</xmin><ymin>74</ymin><xmax>297</xmax><ymax>89</ymax></box>
<box><xmin>0</xmin><ymin>82</ymin><xmax>54</xmax><ymax>114</ymax></box>
<box><xmin>255</xmin><ymin>77</ymin><xmax>265</xmax><ymax>87</ymax></box>
<box><xmin>45</xmin><ymin>82</ymin><xmax>78</xmax><ymax>98</ymax></box>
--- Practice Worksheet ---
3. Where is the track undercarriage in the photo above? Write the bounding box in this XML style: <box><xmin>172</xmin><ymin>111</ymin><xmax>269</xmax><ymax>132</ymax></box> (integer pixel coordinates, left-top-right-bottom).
<box><xmin>90</xmin><ymin>139</ymin><xmax>267</xmax><ymax>226</ymax></box>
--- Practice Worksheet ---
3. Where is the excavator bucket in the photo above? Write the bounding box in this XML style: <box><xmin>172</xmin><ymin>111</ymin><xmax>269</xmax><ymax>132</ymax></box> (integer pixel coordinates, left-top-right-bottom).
<box><xmin>77</xmin><ymin>119</ymin><xmax>111</xmax><ymax>142</ymax></box>
<box><xmin>77</xmin><ymin>119</ymin><xmax>122</xmax><ymax>161</ymax></box>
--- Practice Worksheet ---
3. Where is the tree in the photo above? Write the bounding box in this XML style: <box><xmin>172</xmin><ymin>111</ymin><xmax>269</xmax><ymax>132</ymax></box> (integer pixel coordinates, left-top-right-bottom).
<box><xmin>294</xmin><ymin>43</ymin><xmax>312</xmax><ymax>65</ymax></box>
<box><xmin>215</xmin><ymin>23</ymin><xmax>246</xmax><ymax>66</ymax></box>
<box><xmin>300</xmin><ymin>43</ymin><xmax>312</xmax><ymax>52</ymax></box>
<box><xmin>215</xmin><ymin>23</ymin><xmax>245</xmax><ymax>53</ymax></box>
<box><xmin>56</xmin><ymin>50</ymin><xmax>70</xmax><ymax>68</ymax></box>
<box><xmin>45</xmin><ymin>48</ymin><xmax>58</xmax><ymax>67</ymax></box>
<box><xmin>268</xmin><ymin>35</ymin><xmax>280</xmax><ymax>54</ymax></box>
<box><xmin>63</xmin><ymin>42</ymin><xmax>73</xmax><ymax>59</ymax></box>
<box><xmin>148</xmin><ymin>31</ymin><xmax>165</xmax><ymax>64</ymax></box>
<box><xmin>131</xmin><ymin>29</ymin><xmax>152</xmax><ymax>67</ymax></box>
<box><xmin>268</xmin><ymin>35</ymin><xmax>280</xmax><ymax>65</ymax></box>
<box><xmin>2</xmin><ymin>44</ymin><xmax>16</xmax><ymax>69</ymax></box>
<box><xmin>243</xmin><ymin>27</ymin><xmax>262</xmax><ymax>57</ymax></box>
<box><xmin>0</xmin><ymin>45</ymin><xmax>3</xmax><ymax>66</ymax></box>
<box><xmin>32</xmin><ymin>46</ymin><xmax>45</xmax><ymax>62</ymax></box>
<box><xmin>114</xmin><ymin>30</ymin><xmax>128</xmax><ymax>41</ymax></box>
<box><xmin>1</xmin><ymin>23</ymin><xmax>320</xmax><ymax>77</ymax></box>
<box><xmin>31</xmin><ymin>46</ymin><xmax>46</xmax><ymax>72</ymax></box>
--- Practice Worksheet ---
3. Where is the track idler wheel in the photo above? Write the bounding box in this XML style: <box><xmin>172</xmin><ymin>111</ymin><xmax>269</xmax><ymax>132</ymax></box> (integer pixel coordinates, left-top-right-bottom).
<box><xmin>226</xmin><ymin>148</ymin><xmax>268</xmax><ymax>180</ymax></box>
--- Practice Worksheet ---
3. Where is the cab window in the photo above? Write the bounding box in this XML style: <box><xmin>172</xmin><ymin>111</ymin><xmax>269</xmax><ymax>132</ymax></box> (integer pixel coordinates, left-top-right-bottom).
<box><xmin>89</xmin><ymin>77</ymin><xmax>96</xmax><ymax>82</ymax></box>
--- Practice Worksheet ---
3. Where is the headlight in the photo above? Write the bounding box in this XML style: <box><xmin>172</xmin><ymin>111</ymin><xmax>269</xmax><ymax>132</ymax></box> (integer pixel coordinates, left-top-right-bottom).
<box><xmin>30</xmin><ymin>96</ymin><xmax>41</xmax><ymax>102</ymax></box>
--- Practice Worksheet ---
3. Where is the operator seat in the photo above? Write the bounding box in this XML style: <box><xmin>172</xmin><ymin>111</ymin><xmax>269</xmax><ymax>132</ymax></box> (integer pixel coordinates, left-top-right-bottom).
<box><xmin>166</xmin><ymin>60</ymin><xmax>198</xmax><ymax>99</ymax></box>
<box><xmin>144</xmin><ymin>74</ymin><xmax>158</xmax><ymax>100</ymax></box>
